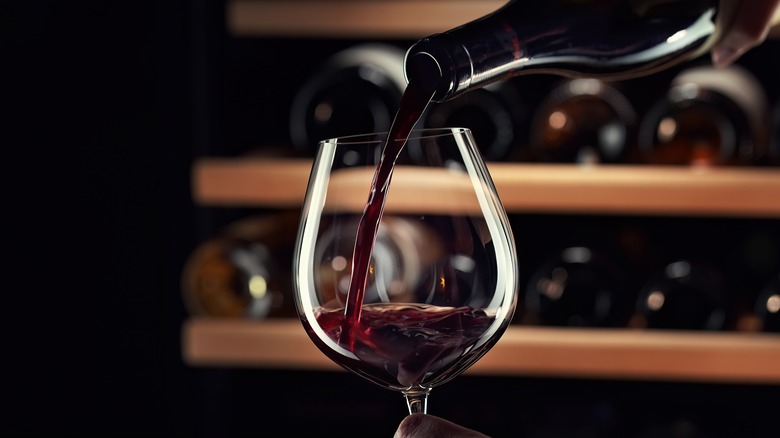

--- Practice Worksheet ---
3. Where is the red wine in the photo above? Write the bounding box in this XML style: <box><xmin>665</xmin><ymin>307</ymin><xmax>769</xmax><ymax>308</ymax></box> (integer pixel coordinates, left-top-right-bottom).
<box><xmin>307</xmin><ymin>51</ymin><xmax>497</xmax><ymax>387</ymax></box>
<box><xmin>342</xmin><ymin>0</ymin><xmax>721</xmax><ymax>329</ymax></box>
<box><xmin>309</xmin><ymin>303</ymin><xmax>495</xmax><ymax>389</ymax></box>
<box><xmin>342</xmin><ymin>55</ymin><xmax>441</xmax><ymax>326</ymax></box>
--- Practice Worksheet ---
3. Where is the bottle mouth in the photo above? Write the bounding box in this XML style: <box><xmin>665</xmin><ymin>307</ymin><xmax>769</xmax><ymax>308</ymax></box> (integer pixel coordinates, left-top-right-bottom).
<box><xmin>404</xmin><ymin>35</ymin><xmax>470</xmax><ymax>103</ymax></box>
<box><xmin>403</xmin><ymin>50</ymin><xmax>446</xmax><ymax>102</ymax></box>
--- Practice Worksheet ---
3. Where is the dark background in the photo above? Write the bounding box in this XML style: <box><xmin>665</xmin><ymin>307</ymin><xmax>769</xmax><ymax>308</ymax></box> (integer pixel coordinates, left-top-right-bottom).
<box><xmin>6</xmin><ymin>0</ymin><xmax>202</xmax><ymax>436</ymax></box>
<box><xmin>5</xmin><ymin>1</ymin><xmax>779</xmax><ymax>437</ymax></box>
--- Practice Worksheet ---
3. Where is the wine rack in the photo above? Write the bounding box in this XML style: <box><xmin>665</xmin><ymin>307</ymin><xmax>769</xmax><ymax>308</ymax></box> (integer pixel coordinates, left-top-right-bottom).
<box><xmin>182</xmin><ymin>0</ymin><xmax>780</xmax><ymax>386</ymax></box>
<box><xmin>183</xmin><ymin>157</ymin><xmax>780</xmax><ymax>384</ymax></box>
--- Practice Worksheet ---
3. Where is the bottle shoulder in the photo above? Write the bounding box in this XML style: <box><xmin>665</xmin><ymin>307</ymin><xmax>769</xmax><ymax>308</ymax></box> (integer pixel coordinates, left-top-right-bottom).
<box><xmin>406</xmin><ymin>0</ymin><xmax>722</xmax><ymax>101</ymax></box>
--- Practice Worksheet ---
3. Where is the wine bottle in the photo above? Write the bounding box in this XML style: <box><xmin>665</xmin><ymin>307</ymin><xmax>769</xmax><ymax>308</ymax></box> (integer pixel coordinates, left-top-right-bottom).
<box><xmin>772</xmin><ymin>101</ymin><xmax>780</xmax><ymax>165</ymax></box>
<box><xmin>289</xmin><ymin>43</ymin><xmax>406</xmax><ymax>154</ymax></box>
<box><xmin>632</xmin><ymin>417</ymin><xmax>704</xmax><ymax>438</ymax></box>
<box><xmin>633</xmin><ymin>259</ymin><xmax>728</xmax><ymax>330</ymax></box>
<box><xmin>523</xmin><ymin>246</ymin><xmax>630</xmax><ymax>327</ymax></box>
<box><xmin>181</xmin><ymin>211</ymin><xmax>299</xmax><ymax>319</ymax></box>
<box><xmin>529</xmin><ymin>78</ymin><xmax>637</xmax><ymax>164</ymax></box>
<box><xmin>311</xmin><ymin>216</ymin><xmax>442</xmax><ymax>307</ymax></box>
<box><xmin>419</xmin><ymin>79</ymin><xmax>528</xmax><ymax>161</ymax></box>
<box><xmin>637</xmin><ymin>64</ymin><xmax>771</xmax><ymax>166</ymax></box>
<box><xmin>754</xmin><ymin>273</ymin><xmax>780</xmax><ymax>332</ymax></box>
<box><xmin>404</xmin><ymin>0</ymin><xmax>723</xmax><ymax>104</ymax></box>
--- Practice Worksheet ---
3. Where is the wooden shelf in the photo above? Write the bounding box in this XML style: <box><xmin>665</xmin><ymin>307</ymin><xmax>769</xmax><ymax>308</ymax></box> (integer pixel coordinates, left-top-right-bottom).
<box><xmin>183</xmin><ymin>318</ymin><xmax>780</xmax><ymax>384</ymax></box>
<box><xmin>226</xmin><ymin>0</ymin><xmax>506</xmax><ymax>38</ymax></box>
<box><xmin>227</xmin><ymin>0</ymin><xmax>780</xmax><ymax>40</ymax></box>
<box><xmin>192</xmin><ymin>157</ymin><xmax>780</xmax><ymax>218</ymax></box>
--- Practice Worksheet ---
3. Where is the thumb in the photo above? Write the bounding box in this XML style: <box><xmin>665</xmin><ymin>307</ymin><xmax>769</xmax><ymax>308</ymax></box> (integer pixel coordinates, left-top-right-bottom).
<box><xmin>394</xmin><ymin>414</ymin><xmax>490</xmax><ymax>438</ymax></box>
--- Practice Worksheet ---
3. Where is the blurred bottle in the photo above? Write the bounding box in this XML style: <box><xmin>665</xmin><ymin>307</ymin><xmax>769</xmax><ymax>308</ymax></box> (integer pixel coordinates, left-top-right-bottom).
<box><xmin>289</xmin><ymin>43</ymin><xmax>406</xmax><ymax>154</ymax></box>
<box><xmin>313</xmin><ymin>216</ymin><xmax>454</xmax><ymax>307</ymax></box>
<box><xmin>632</xmin><ymin>259</ymin><xmax>727</xmax><ymax>330</ymax></box>
<box><xmin>632</xmin><ymin>417</ymin><xmax>704</xmax><ymax>438</ymax></box>
<box><xmin>181</xmin><ymin>211</ymin><xmax>299</xmax><ymax>319</ymax></box>
<box><xmin>771</xmin><ymin>100</ymin><xmax>780</xmax><ymax>165</ymax></box>
<box><xmin>753</xmin><ymin>273</ymin><xmax>780</xmax><ymax>333</ymax></box>
<box><xmin>637</xmin><ymin>65</ymin><xmax>771</xmax><ymax>166</ymax></box>
<box><xmin>525</xmin><ymin>400</ymin><xmax>619</xmax><ymax>438</ymax></box>
<box><xmin>523</xmin><ymin>246</ymin><xmax>631</xmax><ymax>327</ymax></box>
<box><xmin>420</xmin><ymin>79</ymin><xmax>529</xmax><ymax>161</ymax></box>
<box><xmin>731</xmin><ymin>227</ymin><xmax>780</xmax><ymax>331</ymax></box>
<box><xmin>529</xmin><ymin>78</ymin><xmax>637</xmax><ymax>164</ymax></box>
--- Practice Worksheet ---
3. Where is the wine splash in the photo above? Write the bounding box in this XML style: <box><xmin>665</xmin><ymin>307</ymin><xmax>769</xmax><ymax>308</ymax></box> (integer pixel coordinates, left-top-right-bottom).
<box><xmin>315</xmin><ymin>303</ymin><xmax>493</xmax><ymax>389</ymax></box>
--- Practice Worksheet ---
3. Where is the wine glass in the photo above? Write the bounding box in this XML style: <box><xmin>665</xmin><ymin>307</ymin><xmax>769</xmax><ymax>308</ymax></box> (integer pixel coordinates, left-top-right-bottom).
<box><xmin>292</xmin><ymin>127</ymin><xmax>518</xmax><ymax>416</ymax></box>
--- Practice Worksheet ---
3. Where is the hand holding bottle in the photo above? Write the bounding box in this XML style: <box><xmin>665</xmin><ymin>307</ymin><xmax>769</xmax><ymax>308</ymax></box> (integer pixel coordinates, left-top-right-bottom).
<box><xmin>711</xmin><ymin>0</ymin><xmax>780</xmax><ymax>68</ymax></box>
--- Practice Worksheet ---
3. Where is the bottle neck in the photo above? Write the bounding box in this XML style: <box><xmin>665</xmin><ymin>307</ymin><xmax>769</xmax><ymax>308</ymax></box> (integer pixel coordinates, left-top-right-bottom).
<box><xmin>406</xmin><ymin>0</ymin><xmax>719</xmax><ymax>103</ymax></box>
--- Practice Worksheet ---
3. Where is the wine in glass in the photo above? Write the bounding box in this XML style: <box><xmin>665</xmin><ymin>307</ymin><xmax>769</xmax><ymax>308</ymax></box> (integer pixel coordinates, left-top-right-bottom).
<box><xmin>292</xmin><ymin>127</ymin><xmax>518</xmax><ymax>415</ymax></box>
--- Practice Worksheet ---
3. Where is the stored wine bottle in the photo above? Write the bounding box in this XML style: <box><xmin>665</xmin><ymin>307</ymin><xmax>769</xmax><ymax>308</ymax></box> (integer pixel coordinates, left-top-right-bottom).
<box><xmin>181</xmin><ymin>211</ymin><xmax>299</xmax><ymax>319</ymax></box>
<box><xmin>420</xmin><ymin>79</ymin><xmax>528</xmax><ymax>161</ymax></box>
<box><xmin>772</xmin><ymin>100</ymin><xmax>780</xmax><ymax>165</ymax></box>
<box><xmin>404</xmin><ymin>0</ymin><xmax>723</xmax><ymax>104</ymax></box>
<box><xmin>754</xmin><ymin>273</ymin><xmax>780</xmax><ymax>332</ymax></box>
<box><xmin>529</xmin><ymin>78</ymin><xmax>637</xmax><ymax>164</ymax></box>
<box><xmin>633</xmin><ymin>259</ymin><xmax>727</xmax><ymax>330</ymax></box>
<box><xmin>311</xmin><ymin>216</ymin><xmax>441</xmax><ymax>307</ymax></box>
<box><xmin>524</xmin><ymin>246</ymin><xmax>630</xmax><ymax>327</ymax></box>
<box><xmin>637</xmin><ymin>65</ymin><xmax>771</xmax><ymax>166</ymax></box>
<box><xmin>632</xmin><ymin>417</ymin><xmax>704</xmax><ymax>438</ymax></box>
<box><xmin>289</xmin><ymin>43</ymin><xmax>406</xmax><ymax>154</ymax></box>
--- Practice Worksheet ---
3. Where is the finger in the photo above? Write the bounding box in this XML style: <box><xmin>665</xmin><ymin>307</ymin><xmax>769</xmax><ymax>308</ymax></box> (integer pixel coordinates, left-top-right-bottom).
<box><xmin>712</xmin><ymin>0</ymin><xmax>780</xmax><ymax>67</ymax></box>
<box><xmin>394</xmin><ymin>414</ymin><xmax>490</xmax><ymax>438</ymax></box>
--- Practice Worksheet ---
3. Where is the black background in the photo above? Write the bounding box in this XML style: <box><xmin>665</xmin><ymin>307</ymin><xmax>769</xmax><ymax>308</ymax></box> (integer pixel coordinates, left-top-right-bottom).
<box><xmin>7</xmin><ymin>0</ymin><xmax>201</xmax><ymax>436</ymax></box>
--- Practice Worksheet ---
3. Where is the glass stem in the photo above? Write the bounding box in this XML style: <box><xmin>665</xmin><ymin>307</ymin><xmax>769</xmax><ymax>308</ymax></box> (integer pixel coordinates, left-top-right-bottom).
<box><xmin>402</xmin><ymin>387</ymin><xmax>430</xmax><ymax>414</ymax></box>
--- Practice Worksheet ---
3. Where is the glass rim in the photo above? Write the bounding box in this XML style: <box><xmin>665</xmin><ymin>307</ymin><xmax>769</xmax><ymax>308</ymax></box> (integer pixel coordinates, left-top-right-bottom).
<box><xmin>319</xmin><ymin>127</ymin><xmax>472</xmax><ymax>145</ymax></box>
